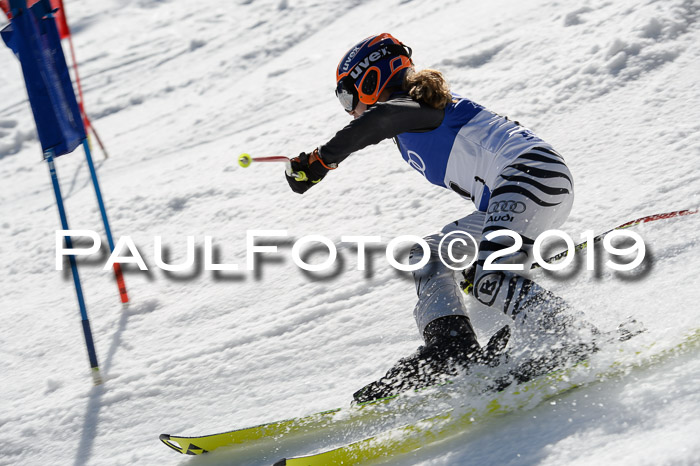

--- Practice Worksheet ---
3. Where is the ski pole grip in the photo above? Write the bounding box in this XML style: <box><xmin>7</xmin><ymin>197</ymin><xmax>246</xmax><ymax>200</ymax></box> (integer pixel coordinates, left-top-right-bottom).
<box><xmin>282</xmin><ymin>159</ymin><xmax>307</xmax><ymax>181</ymax></box>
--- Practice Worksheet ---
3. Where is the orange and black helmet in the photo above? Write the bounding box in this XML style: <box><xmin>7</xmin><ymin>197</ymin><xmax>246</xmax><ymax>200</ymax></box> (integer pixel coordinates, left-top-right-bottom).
<box><xmin>335</xmin><ymin>33</ymin><xmax>413</xmax><ymax>113</ymax></box>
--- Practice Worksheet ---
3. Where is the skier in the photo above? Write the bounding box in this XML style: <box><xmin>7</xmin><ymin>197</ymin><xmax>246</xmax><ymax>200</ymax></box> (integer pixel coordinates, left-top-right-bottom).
<box><xmin>285</xmin><ymin>33</ymin><xmax>596</xmax><ymax>403</ymax></box>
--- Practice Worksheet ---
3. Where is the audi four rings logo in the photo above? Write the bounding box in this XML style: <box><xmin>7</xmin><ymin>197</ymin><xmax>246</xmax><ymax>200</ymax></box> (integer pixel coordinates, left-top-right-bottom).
<box><xmin>488</xmin><ymin>201</ymin><xmax>527</xmax><ymax>214</ymax></box>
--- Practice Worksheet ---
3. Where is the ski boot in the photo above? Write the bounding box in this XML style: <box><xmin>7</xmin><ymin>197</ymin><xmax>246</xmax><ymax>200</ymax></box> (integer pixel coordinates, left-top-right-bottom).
<box><xmin>353</xmin><ymin>316</ymin><xmax>510</xmax><ymax>404</ymax></box>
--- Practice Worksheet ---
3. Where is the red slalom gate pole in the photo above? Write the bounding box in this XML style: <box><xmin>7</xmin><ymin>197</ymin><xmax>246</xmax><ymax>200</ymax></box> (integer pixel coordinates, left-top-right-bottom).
<box><xmin>112</xmin><ymin>263</ymin><xmax>128</xmax><ymax>304</ymax></box>
<box><xmin>66</xmin><ymin>30</ymin><xmax>110</xmax><ymax>159</ymax></box>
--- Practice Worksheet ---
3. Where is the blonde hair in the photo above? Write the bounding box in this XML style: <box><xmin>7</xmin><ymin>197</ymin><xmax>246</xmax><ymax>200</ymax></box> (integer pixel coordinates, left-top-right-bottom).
<box><xmin>403</xmin><ymin>68</ymin><xmax>452</xmax><ymax>109</ymax></box>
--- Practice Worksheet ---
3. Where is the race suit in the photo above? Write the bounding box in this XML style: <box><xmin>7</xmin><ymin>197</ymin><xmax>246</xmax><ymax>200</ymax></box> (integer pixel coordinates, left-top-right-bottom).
<box><xmin>320</xmin><ymin>94</ymin><xmax>577</xmax><ymax>340</ymax></box>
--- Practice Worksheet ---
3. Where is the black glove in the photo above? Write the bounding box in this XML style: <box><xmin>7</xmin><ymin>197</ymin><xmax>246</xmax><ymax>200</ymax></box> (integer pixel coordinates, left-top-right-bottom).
<box><xmin>286</xmin><ymin>148</ymin><xmax>335</xmax><ymax>194</ymax></box>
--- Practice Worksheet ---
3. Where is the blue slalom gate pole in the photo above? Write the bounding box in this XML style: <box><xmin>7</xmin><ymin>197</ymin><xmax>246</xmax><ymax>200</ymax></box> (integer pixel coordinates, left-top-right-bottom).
<box><xmin>45</xmin><ymin>148</ymin><xmax>102</xmax><ymax>386</ymax></box>
<box><xmin>82</xmin><ymin>139</ymin><xmax>129</xmax><ymax>304</ymax></box>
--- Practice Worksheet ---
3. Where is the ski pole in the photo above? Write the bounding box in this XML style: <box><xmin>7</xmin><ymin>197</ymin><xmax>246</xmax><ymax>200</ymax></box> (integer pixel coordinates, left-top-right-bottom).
<box><xmin>533</xmin><ymin>208</ymin><xmax>698</xmax><ymax>269</ymax></box>
<box><xmin>237</xmin><ymin>153</ymin><xmax>308</xmax><ymax>181</ymax></box>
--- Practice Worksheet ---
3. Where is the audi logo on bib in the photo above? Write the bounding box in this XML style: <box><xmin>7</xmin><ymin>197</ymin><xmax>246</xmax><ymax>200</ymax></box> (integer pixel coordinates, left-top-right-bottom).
<box><xmin>488</xmin><ymin>200</ymin><xmax>527</xmax><ymax>214</ymax></box>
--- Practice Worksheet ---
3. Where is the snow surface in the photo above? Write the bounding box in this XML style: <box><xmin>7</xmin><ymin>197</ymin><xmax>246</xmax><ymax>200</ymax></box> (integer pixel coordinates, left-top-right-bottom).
<box><xmin>1</xmin><ymin>0</ymin><xmax>699</xmax><ymax>464</ymax></box>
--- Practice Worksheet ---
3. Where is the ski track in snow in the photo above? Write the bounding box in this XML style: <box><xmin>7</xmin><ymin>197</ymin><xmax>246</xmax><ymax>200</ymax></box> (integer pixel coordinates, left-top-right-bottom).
<box><xmin>0</xmin><ymin>0</ymin><xmax>699</xmax><ymax>464</ymax></box>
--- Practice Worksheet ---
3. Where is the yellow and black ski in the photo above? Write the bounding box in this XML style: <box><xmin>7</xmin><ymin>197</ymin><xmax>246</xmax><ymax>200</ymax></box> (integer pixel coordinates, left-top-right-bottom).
<box><xmin>160</xmin><ymin>329</ymin><xmax>698</xmax><ymax>461</ymax></box>
<box><xmin>275</xmin><ymin>329</ymin><xmax>700</xmax><ymax>465</ymax></box>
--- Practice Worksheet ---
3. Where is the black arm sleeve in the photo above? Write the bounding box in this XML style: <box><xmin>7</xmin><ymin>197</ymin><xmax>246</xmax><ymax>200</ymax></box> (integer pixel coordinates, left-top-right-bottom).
<box><xmin>318</xmin><ymin>96</ymin><xmax>444</xmax><ymax>165</ymax></box>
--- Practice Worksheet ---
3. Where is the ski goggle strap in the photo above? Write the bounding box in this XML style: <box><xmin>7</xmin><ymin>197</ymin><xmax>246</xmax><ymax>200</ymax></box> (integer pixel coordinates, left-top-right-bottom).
<box><xmin>334</xmin><ymin>43</ymin><xmax>412</xmax><ymax>113</ymax></box>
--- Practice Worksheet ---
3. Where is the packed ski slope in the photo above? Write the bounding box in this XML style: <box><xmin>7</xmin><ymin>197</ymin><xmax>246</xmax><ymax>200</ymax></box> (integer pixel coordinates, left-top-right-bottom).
<box><xmin>1</xmin><ymin>0</ymin><xmax>699</xmax><ymax>464</ymax></box>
